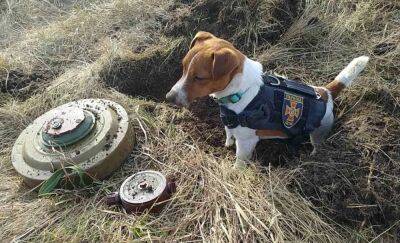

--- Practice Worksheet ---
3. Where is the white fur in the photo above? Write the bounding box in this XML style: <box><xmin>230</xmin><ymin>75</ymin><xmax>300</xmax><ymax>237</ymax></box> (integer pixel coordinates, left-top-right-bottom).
<box><xmin>211</xmin><ymin>58</ymin><xmax>264</xmax><ymax>113</ymax></box>
<box><xmin>224</xmin><ymin>126</ymin><xmax>234</xmax><ymax>147</ymax></box>
<box><xmin>212</xmin><ymin>58</ymin><xmax>264</xmax><ymax>167</ymax></box>
<box><xmin>335</xmin><ymin>56</ymin><xmax>370</xmax><ymax>86</ymax></box>
<box><xmin>310</xmin><ymin>87</ymin><xmax>334</xmax><ymax>156</ymax></box>
<box><xmin>170</xmin><ymin>77</ymin><xmax>188</xmax><ymax>106</ymax></box>
<box><xmin>169</xmin><ymin>52</ymin><xmax>201</xmax><ymax>106</ymax></box>
<box><xmin>216</xmin><ymin>56</ymin><xmax>369</xmax><ymax>167</ymax></box>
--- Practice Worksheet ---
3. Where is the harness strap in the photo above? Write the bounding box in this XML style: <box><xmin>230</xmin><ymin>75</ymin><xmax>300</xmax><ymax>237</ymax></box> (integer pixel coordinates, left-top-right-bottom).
<box><xmin>220</xmin><ymin>106</ymin><xmax>268</xmax><ymax>129</ymax></box>
<box><xmin>264</xmin><ymin>74</ymin><xmax>318</xmax><ymax>98</ymax></box>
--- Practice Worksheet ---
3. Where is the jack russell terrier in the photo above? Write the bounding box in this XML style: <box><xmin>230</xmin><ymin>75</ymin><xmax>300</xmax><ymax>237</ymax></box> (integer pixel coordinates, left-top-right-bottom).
<box><xmin>166</xmin><ymin>31</ymin><xmax>369</xmax><ymax>168</ymax></box>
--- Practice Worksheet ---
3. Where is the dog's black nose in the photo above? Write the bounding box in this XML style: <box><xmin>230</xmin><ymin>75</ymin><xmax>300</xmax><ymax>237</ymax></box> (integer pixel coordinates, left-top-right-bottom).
<box><xmin>165</xmin><ymin>90</ymin><xmax>176</xmax><ymax>103</ymax></box>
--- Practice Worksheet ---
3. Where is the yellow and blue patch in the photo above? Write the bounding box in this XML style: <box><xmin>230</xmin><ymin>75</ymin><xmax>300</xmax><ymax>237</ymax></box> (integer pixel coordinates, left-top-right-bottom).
<box><xmin>282</xmin><ymin>92</ymin><xmax>303</xmax><ymax>128</ymax></box>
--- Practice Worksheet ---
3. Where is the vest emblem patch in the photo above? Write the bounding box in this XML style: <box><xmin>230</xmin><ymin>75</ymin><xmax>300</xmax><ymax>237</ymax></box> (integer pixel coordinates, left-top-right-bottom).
<box><xmin>282</xmin><ymin>92</ymin><xmax>303</xmax><ymax>128</ymax></box>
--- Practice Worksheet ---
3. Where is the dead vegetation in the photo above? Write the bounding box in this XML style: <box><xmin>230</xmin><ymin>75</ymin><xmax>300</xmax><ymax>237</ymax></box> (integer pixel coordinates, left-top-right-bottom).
<box><xmin>0</xmin><ymin>0</ymin><xmax>399</xmax><ymax>242</ymax></box>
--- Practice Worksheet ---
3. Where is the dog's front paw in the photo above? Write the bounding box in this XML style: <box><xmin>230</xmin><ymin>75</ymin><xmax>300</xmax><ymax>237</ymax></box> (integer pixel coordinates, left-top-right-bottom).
<box><xmin>225</xmin><ymin>137</ymin><xmax>234</xmax><ymax>147</ymax></box>
<box><xmin>234</xmin><ymin>159</ymin><xmax>247</xmax><ymax>170</ymax></box>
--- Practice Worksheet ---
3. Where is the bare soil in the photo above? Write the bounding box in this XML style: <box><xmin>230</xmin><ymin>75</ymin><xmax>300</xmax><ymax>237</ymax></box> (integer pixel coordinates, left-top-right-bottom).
<box><xmin>0</xmin><ymin>69</ymin><xmax>52</xmax><ymax>100</ymax></box>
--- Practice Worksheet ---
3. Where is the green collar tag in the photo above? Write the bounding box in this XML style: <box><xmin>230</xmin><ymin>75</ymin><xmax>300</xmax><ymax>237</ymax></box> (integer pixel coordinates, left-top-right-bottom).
<box><xmin>217</xmin><ymin>88</ymin><xmax>249</xmax><ymax>104</ymax></box>
<box><xmin>230</xmin><ymin>94</ymin><xmax>241</xmax><ymax>103</ymax></box>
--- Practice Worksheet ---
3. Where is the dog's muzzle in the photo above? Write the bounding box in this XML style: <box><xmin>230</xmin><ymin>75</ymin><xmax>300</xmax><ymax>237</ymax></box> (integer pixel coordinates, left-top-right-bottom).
<box><xmin>165</xmin><ymin>90</ymin><xmax>177</xmax><ymax>103</ymax></box>
<box><xmin>165</xmin><ymin>89</ymin><xmax>188</xmax><ymax>107</ymax></box>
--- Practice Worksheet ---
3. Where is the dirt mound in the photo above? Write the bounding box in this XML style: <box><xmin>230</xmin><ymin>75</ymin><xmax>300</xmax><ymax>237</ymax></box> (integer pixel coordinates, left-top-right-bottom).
<box><xmin>0</xmin><ymin>69</ymin><xmax>52</xmax><ymax>100</ymax></box>
<box><xmin>164</xmin><ymin>0</ymin><xmax>300</xmax><ymax>50</ymax></box>
<box><xmin>100</xmin><ymin>39</ymin><xmax>187</xmax><ymax>100</ymax></box>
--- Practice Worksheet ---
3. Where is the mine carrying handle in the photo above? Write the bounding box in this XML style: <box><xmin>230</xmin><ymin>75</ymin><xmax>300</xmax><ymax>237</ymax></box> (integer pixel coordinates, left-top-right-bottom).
<box><xmin>166</xmin><ymin>179</ymin><xmax>177</xmax><ymax>195</ymax></box>
<box><xmin>105</xmin><ymin>192</ymin><xmax>121</xmax><ymax>206</ymax></box>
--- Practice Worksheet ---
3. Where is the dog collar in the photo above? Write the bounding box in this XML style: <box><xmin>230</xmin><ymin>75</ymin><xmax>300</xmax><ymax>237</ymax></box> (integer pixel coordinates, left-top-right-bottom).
<box><xmin>216</xmin><ymin>88</ymin><xmax>250</xmax><ymax>104</ymax></box>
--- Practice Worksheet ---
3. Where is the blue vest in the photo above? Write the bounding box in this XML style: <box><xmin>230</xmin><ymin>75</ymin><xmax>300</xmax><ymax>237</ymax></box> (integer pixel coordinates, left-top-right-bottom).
<box><xmin>219</xmin><ymin>74</ymin><xmax>326</xmax><ymax>140</ymax></box>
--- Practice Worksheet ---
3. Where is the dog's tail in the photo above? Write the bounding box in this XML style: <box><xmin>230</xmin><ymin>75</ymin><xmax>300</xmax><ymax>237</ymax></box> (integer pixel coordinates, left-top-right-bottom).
<box><xmin>326</xmin><ymin>56</ymin><xmax>370</xmax><ymax>99</ymax></box>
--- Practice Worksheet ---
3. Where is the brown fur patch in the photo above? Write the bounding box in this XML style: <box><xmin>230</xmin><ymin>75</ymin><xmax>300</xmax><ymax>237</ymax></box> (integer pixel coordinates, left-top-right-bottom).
<box><xmin>256</xmin><ymin>129</ymin><xmax>288</xmax><ymax>138</ymax></box>
<box><xmin>314</xmin><ymin>87</ymin><xmax>329</xmax><ymax>101</ymax></box>
<box><xmin>326</xmin><ymin>80</ymin><xmax>346</xmax><ymax>99</ymax></box>
<box><xmin>189</xmin><ymin>31</ymin><xmax>216</xmax><ymax>49</ymax></box>
<box><xmin>179</xmin><ymin>32</ymin><xmax>245</xmax><ymax>103</ymax></box>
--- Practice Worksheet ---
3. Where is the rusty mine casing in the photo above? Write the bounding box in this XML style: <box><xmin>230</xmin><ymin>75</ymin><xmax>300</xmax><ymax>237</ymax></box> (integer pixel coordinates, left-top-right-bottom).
<box><xmin>11</xmin><ymin>99</ymin><xmax>135</xmax><ymax>188</ymax></box>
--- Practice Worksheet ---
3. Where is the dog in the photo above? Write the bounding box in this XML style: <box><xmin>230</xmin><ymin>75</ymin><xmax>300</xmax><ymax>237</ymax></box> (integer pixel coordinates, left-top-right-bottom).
<box><xmin>166</xmin><ymin>31</ymin><xmax>369</xmax><ymax>168</ymax></box>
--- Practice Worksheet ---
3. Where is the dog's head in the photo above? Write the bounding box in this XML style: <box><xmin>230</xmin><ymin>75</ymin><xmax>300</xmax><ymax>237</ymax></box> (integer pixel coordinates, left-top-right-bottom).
<box><xmin>166</xmin><ymin>31</ymin><xmax>245</xmax><ymax>106</ymax></box>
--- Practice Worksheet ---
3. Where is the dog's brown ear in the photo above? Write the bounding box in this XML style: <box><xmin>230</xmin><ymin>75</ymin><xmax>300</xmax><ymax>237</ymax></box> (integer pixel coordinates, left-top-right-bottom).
<box><xmin>212</xmin><ymin>48</ymin><xmax>240</xmax><ymax>80</ymax></box>
<box><xmin>190</xmin><ymin>31</ymin><xmax>215</xmax><ymax>49</ymax></box>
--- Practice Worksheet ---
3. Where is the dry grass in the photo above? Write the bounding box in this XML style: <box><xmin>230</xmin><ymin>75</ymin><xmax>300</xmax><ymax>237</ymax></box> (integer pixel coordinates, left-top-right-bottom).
<box><xmin>0</xmin><ymin>0</ymin><xmax>399</xmax><ymax>242</ymax></box>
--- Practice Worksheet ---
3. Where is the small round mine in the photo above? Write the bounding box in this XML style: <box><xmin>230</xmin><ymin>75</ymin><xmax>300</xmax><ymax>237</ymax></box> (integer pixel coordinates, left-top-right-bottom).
<box><xmin>120</xmin><ymin>171</ymin><xmax>167</xmax><ymax>204</ymax></box>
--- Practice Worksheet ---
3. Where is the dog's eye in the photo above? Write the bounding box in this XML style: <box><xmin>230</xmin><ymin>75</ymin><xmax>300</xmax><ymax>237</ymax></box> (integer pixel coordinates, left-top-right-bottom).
<box><xmin>194</xmin><ymin>76</ymin><xmax>206</xmax><ymax>81</ymax></box>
